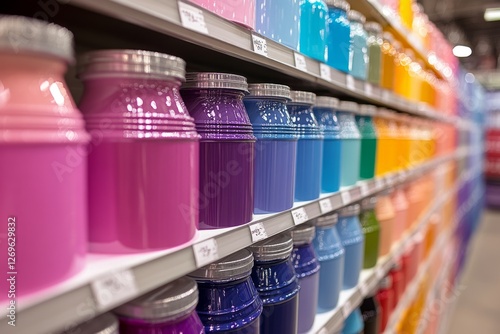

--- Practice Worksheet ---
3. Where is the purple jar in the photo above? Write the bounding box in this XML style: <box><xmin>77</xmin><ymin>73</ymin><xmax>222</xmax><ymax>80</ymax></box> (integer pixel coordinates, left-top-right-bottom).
<box><xmin>79</xmin><ymin>50</ymin><xmax>199</xmax><ymax>253</ymax></box>
<box><xmin>115</xmin><ymin>277</ymin><xmax>204</xmax><ymax>334</ymax></box>
<box><xmin>181</xmin><ymin>73</ymin><xmax>256</xmax><ymax>229</ymax></box>
<box><xmin>62</xmin><ymin>313</ymin><xmax>118</xmax><ymax>334</ymax></box>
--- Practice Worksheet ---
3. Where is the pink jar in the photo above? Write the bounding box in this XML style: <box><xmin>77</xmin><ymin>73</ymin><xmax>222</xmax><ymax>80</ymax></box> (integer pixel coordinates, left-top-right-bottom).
<box><xmin>78</xmin><ymin>50</ymin><xmax>199</xmax><ymax>253</ymax></box>
<box><xmin>188</xmin><ymin>0</ymin><xmax>256</xmax><ymax>29</ymax></box>
<box><xmin>0</xmin><ymin>17</ymin><xmax>89</xmax><ymax>299</ymax></box>
<box><xmin>391</xmin><ymin>187</ymin><xmax>409</xmax><ymax>241</ymax></box>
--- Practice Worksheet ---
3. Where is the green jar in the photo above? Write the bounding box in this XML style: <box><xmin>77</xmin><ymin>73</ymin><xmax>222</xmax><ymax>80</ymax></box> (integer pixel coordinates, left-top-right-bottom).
<box><xmin>365</xmin><ymin>21</ymin><xmax>383</xmax><ymax>85</ymax></box>
<box><xmin>360</xmin><ymin>196</ymin><xmax>380</xmax><ymax>268</ymax></box>
<box><xmin>356</xmin><ymin>105</ymin><xmax>378</xmax><ymax>180</ymax></box>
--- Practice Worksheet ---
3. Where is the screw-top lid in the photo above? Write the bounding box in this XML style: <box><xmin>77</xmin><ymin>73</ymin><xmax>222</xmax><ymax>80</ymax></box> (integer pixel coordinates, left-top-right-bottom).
<box><xmin>315</xmin><ymin>96</ymin><xmax>340</xmax><ymax>109</ymax></box>
<box><xmin>114</xmin><ymin>277</ymin><xmax>198</xmax><ymax>321</ymax></box>
<box><xmin>383</xmin><ymin>31</ymin><xmax>394</xmax><ymax>42</ymax></box>
<box><xmin>247</xmin><ymin>83</ymin><xmax>291</xmax><ymax>100</ymax></box>
<box><xmin>348</xmin><ymin>10</ymin><xmax>366</xmax><ymax>24</ymax></box>
<box><xmin>62</xmin><ymin>313</ymin><xmax>118</xmax><ymax>334</ymax></box>
<box><xmin>313</xmin><ymin>212</ymin><xmax>339</xmax><ymax>227</ymax></box>
<box><xmin>361</xmin><ymin>196</ymin><xmax>377</xmax><ymax>210</ymax></box>
<box><xmin>359</xmin><ymin>104</ymin><xmax>377</xmax><ymax>116</ymax></box>
<box><xmin>188</xmin><ymin>249</ymin><xmax>254</xmax><ymax>281</ymax></box>
<box><xmin>325</xmin><ymin>0</ymin><xmax>350</xmax><ymax>12</ymax></box>
<box><xmin>291</xmin><ymin>224</ymin><xmax>316</xmax><ymax>245</ymax></box>
<box><xmin>339</xmin><ymin>101</ymin><xmax>359</xmax><ymax>113</ymax></box>
<box><xmin>0</xmin><ymin>16</ymin><xmax>74</xmax><ymax>62</ymax></box>
<box><xmin>365</xmin><ymin>22</ymin><xmax>382</xmax><ymax>34</ymax></box>
<box><xmin>79</xmin><ymin>50</ymin><xmax>186</xmax><ymax>80</ymax></box>
<box><xmin>339</xmin><ymin>204</ymin><xmax>361</xmax><ymax>216</ymax></box>
<box><xmin>182</xmin><ymin>72</ymin><xmax>249</xmax><ymax>92</ymax></box>
<box><xmin>248</xmin><ymin>233</ymin><xmax>293</xmax><ymax>261</ymax></box>
<box><xmin>289</xmin><ymin>91</ymin><xmax>316</xmax><ymax>105</ymax></box>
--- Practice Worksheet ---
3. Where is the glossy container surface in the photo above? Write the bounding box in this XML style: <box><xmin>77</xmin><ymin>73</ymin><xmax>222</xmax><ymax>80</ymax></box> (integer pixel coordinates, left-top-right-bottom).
<box><xmin>360</xmin><ymin>296</ymin><xmax>380</xmax><ymax>334</ymax></box>
<box><xmin>342</xmin><ymin>309</ymin><xmax>364</xmax><ymax>334</ymax></box>
<box><xmin>375</xmin><ymin>194</ymin><xmax>396</xmax><ymax>256</ymax></box>
<box><xmin>374</xmin><ymin>110</ymin><xmax>398</xmax><ymax>176</ymax></box>
<box><xmin>0</xmin><ymin>17</ymin><xmax>89</xmax><ymax>298</ymax></box>
<box><xmin>365</xmin><ymin>22</ymin><xmax>383</xmax><ymax>85</ymax></box>
<box><xmin>255</xmin><ymin>0</ymin><xmax>300</xmax><ymax>50</ymax></box>
<box><xmin>326</xmin><ymin>0</ymin><xmax>351</xmax><ymax>73</ymax></box>
<box><xmin>337</xmin><ymin>206</ymin><xmax>364</xmax><ymax>289</ymax></box>
<box><xmin>360</xmin><ymin>198</ymin><xmax>380</xmax><ymax>269</ymax></box>
<box><xmin>348</xmin><ymin>11</ymin><xmax>368</xmax><ymax>80</ymax></box>
<box><xmin>337</xmin><ymin>101</ymin><xmax>361</xmax><ymax>187</ymax></box>
<box><xmin>356</xmin><ymin>105</ymin><xmax>378</xmax><ymax>180</ymax></box>
<box><xmin>188</xmin><ymin>0</ymin><xmax>255</xmax><ymax>29</ymax></box>
<box><xmin>300</xmin><ymin>0</ymin><xmax>329</xmax><ymax>62</ymax></box>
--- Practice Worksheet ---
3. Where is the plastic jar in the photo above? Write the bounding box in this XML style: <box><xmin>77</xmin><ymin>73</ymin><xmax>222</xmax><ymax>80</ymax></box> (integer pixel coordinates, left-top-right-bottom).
<box><xmin>288</xmin><ymin>91</ymin><xmax>324</xmax><ymax>201</ymax></box>
<box><xmin>337</xmin><ymin>101</ymin><xmax>362</xmax><ymax>187</ymax></box>
<box><xmin>255</xmin><ymin>0</ymin><xmax>300</xmax><ymax>50</ymax></box>
<box><xmin>313</xmin><ymin>96</ymin><xmax>342</xmax><ymax>193</ymax></box>
<box><xmin>380</xmin><ymin>32</ymin><xmax>396</xmax><ymax>91</ymax></box>
<box><xmin>336</xmin><ymin>204</ymin><xmax>364</xmax><ymax>289</ymax></box>
<box><xmin>61</xmin><ymin>313</ymin><xmax>118</xmax><ymax>334</ymax></box>
<box><xmin>360</xmin><ymin>197</ymin><xmax>380</xmax><ymax>269</ymax></box>
<box><xmin>188</xmin><ymin>0</ymin><xmax>255</xmax><ymax>29</ymax></box>
<box><xmin>356</xmin><ymin>104</ymin><xmax>378</xmax><ymax>180</ymax></box>
<box><xmin>181</xmin><ymin>73</ymin><xmax>255</xmax><ymax>229</ymax></box>
<box><xmin>244</xmin><ymin>84</ymin><xmax>298</xmax><ymax>213</ymax></box>
<box><xmin>189</xmin><ymin>249</ymin><xmax>263</xmax><ymax>333</ymax></box>
<box><xmin>300</xmin><ymin>0</ymin><xmax>329</xmax><ymax>62</ymax></box>
<box><xmin>374</xmin><ymin>108</ymin><xmax>398</xmax><ymax>176</ymax></box>
<box><xmin>291</xmin><ymin>224</ymin><xmax>321</xmax><ymax>333</ymax></box>
<box><xmin>248</xmin><ymin>233</ymin><xmax>300</xmax><ymax>334</ymax></box>
<box><xmin>326</xmin><ymin>0</ymin><xmax>351</xmax><ymax>73</ymax></box>
<box><xmin>0</xmin><ymin>16</ymin><xmax>89</xmax><ymax>298</ymax></box>
<box><xmin>375</xmin><ymin>189</ymin><xmax>396</xmax><ymax>256</ymax></box>
<box><xmin>79</xmin><ymin>50</ymin><xmax>198</xmax><ymax>253</ymax></box>
<box><xmin>394</xmin><ymin>114</ymin><xmax>412</xmax><ymax>170</ymax></box>
<box><xmin>365</xmin><ymin>22</ymin><xmax>383</xmax><ymax>85</ymax></box>
<box><xmin>312</xmin><ymin>213</ymin><xmax>345</xmax><ymax>311</ymax></box>
<box><xmin>348</xmin><ymin>10</ymin><xmax>368</xmax><ymax>80</ymax></box>
<box><xmin>115</xmin><ymin>277</ymin><xmax>204</xmax><ymax>333</ymax></box>
<box><xmin>391</xmin><ymin>186</ymin><xmax>409</xmax><ymax>238</ymax></box>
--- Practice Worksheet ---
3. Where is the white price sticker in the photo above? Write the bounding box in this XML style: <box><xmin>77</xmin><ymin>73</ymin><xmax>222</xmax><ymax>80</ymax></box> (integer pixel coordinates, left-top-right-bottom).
<box><xmin>178</xmin><ymin>2</ymin><xmax>209</xmax><ymax>34</ymax></box>
<box><xmin>343</xmin><ymin>299</ymin><xmax>353</xmax><ymax>318</ymax></box>
<box><xmin>291</xmin><ymin>207</ymin><xmax>309</xmax><ymax>225</ymax></box>
<box><xmin>320</xmin><ymin>63</ymin><xmax>332</xmax><ymax>81</ymax></box>
<box><xmin>91</xmin><ymin>269</ymin><xmax>138</xmax><ymax>310</ymax></box>
<box><xmin>319</xmin><ymin>198</ymin><xmax>333</xmax><ymax>214</ymax></box>
<box><xmin>252</xmin><ymin>34</ymin><xmax>268</xmax><ymax>56</ymax></box>
<box><xmin>346</xmin><ymin>74</ymin><xmax>355</xmax><ymax>90</ymax></box>
<box><xmin>249</xmin><ymin>223</ymin><xmax>268</xmax><ymax>242</ymax></box>
<box><xmin>294</xmin><ymin>52</ymin><xmax>308</xmax><ymax>72</ymax></box>
<box><xmin>193</xmin><ymin>238</ymin><xmax>219</xmax><ymax>267</ymax></box>
<box><xmin>365</xmin><ymin>82</ymin><xmax>373</xmax><ymax>96</ymax></box>
<box><xmin>360</xmin><ymin>182</ymin><xmax>369</xmax><ymax>197</ymax></box>
<box><xmin>341</xmin><ymin>190</ymin><xmax>351</xmax><ymax>205</ymax></box>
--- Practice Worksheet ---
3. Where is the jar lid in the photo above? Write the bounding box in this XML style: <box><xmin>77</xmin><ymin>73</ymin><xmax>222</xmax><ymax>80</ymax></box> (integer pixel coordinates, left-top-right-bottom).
<box><xmin>0</xmin><ymin>16</ymin><xmax>74</xmax><ymax>62</ymax></box>
<box><xmin>325</xmin><ymin>0</ymin><xmax>350</xmax><ymax>12</ymax></box>
<box><xmin>315</xmin><ymin>96</ymin><xmax>340</xmax><ymax>109</ymax></box>
<box><xmin>183</xmin><ymin>72</ymin><xmax>248</xmax><ymax>92</ymax></box>
<box><xmin>188</xmin><ymin>249</ymin><xmax>254</xmax><ymax>281</ymax></box>
<box><xmin>348</xmin><ymin>10</ymin><xmax>366</xmax><ymax>24</ymax></box>
<box><xmin>383</xmin><ymin>32</ymin><xmax>394</xmax><ymax>42</ymax></box>
<box><xmin>247</xmin><ymin>83</ymin><xmax>291</xmax><ymax>100</ymax></box>
<box><xmin>365</xmin><ymin>22</ymin><xmax>382</xmax><ymax>33</ymax></box>
<box><xmin>291</xmin><ymin>224</ymin><xmax>316</xmax><ymax>245</ymax></box>
<box><xmin>339</xmin><ymin>204</ymin><xmax>361</xmax><ymax>216</ymax></box>
<box><xmin>63</xmin><ymin>313</ymin><xmax>118</xmax><ymax>334</ymax></box>
<box><xmin>359</xmin><ymin>104</ymin><xmax>377</xmax><ymax>116</ymax></box>
<box><xmin>339</xmin><ymin>101</ymin><xmax>359</xmax><ymax>113</ymax></box>
<box><xmin>248</xmin><ymin>233</ymin><xmax>293</xmax><ymax>261</ymax></box>
<box><xmin>289</xmin><ymin>91</ymin><xmax>316</xmax><ymax>105</ymax></box>
<box><xmin>313</xmin><ymin>212</ymin><xmax>339</xmax><ymax>226</ymax></box>
<box><xmin>114</xmin><ymin>277</ymin><xmax>198</xmax><ymax>321</ymax></box>
<box><xmin>78</xmin><ymin>50</ymin><xmax>186</xmax><ymax>80</ymax></box>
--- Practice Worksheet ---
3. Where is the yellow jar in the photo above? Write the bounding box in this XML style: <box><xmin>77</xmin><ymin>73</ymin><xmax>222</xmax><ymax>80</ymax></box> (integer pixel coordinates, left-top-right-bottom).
<box><xmin>375</xmin><ymin>108</ymin><xmax>399</xmax><ymax>175</ymax></box>
<box><xmin>381</xmin><ymin>32</ymin><xmax>397</xmax><ymax>91</ymax></box>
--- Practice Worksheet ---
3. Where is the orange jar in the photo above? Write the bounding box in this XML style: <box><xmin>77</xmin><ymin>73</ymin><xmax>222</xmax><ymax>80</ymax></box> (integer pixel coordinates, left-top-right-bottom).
<box><xmin>374</xmin><ymin>108</ymin><xmax>399</xmax><ymax>175</ymax></box>
<box><xmin>376</xmin><ymin>190</ymin><xmax>397</xmax><ymax>256</ymax></box>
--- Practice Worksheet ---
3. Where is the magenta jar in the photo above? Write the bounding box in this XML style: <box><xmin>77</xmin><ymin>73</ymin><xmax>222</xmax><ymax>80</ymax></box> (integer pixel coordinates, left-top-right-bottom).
<box><xmin>0</xmin><ymin>16</ymin><xmax>89</xmax><ymax>299</ymax></box>
<box><xmin>78</xmin><ymin>50</ymin><xmax>199</xmax><ymax>253</ymax></box>
<box><xmin>181</xmin><ymin>73</ymin><xmax>255</xmax><ymax>229</ymax></box>
<box><xmin>115</xmin><ymin>277</ymin><xmax>204</xmax><ymax>334</ymax></box>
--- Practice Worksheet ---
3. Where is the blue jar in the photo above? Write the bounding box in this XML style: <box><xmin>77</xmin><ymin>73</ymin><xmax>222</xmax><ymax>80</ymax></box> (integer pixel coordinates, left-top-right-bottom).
<box><xmin>312</xmin><ymin>212</ymin><xmax>345</xmax><ymax>312</ymax></box>
<box><xmin>248</xmin><ymin>233</ymin><xmax>300</xmax><ymax>334</ymax></box>
<box><xmin>337</xmin><ymin>101</ymin><xmax>361</xmax><ymax>188</ymax></box>
<box><xmin>348</xmin><ymin>10</ymin><xmax>368</xmax><ymax>80</ymax></box>
<box><xmin>189</xmin><ymin>249</ymin><xmax>263</xmax><ymax>334</ymax></box>
<box><xmin>244</xmin><ymin>84</ymin><xmax>298</xmax><ymax>214</ymax></box>
<box><xmin>299</xmin><ymin>0</ymin><xmax>329</xmax><ymax>62</ymax></box>
<box><xmin>326</xmin><ymin>0</ymin><xmax>351</xmax><ymax>73</ymax></box>
<box><xmin>313</xmin><ymin>96</ymin><xmax>342</xmax><ymax>193</ymax></box>
<box><xmin>336</xmin><ymin>204</ymin><xmax>364</xmax><ymax>289</ymax></box>
<box><xmin>291</xmin><ymin>224</ymin><xmax>321</xmax><ymax>333</ymax></box>
<box><xmin>288</xmin><ymin>91</ymin><xmax>324</xmax><ymax>201</ymax></box>
<box><xmin>255</xmin><ymin>0</ymin><xmax>300</xmax><ymax>50</ymax></box>
<box><xmin>342</xmin><ymin>308</ymin><xmax>364</xmax><ymax>334</ymax></box>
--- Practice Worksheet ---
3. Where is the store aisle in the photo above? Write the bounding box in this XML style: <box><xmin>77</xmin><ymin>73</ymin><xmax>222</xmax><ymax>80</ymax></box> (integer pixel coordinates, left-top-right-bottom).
<box><xmin>447</xmin><ymin>209</ymin><xmax>500</xmax><ymax>334</ymax></box>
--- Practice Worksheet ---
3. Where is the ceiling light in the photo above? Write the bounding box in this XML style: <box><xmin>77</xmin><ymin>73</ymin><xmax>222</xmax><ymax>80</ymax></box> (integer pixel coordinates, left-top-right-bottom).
<box><xmin>453</xmin><ymin>45</ymin><xmax>472</xmax><ymax>58</ymax></box>
<box><xmin>484</xmin><ymin>8</ymin><xmax>500</xmax><ymax>21</ymax></box>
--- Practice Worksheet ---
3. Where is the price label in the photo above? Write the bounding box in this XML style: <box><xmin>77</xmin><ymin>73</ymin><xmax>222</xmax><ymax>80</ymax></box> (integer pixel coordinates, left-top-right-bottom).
<box><xmin>341</xmin><ymin>190</ymin><xmax>351</xmax><ymax>205</ymax></box>
<box><xmin>249</xmin><ymin>223</ymin><xmax>268</xmax><ymax>242</ymax></box>
<box><xmin>193</xmin><ymin>238</ymin><xmax>219</xmax><ymax>267</ymax></box>
<box><xmin>346</xmin><ymin>74</ymin><xmax>355</xmax><ymax>90</ymax></box>
<box><xmin>291</xmin><ymin>207</ymin><xmax>309</xmax><ymax>225</ymax></box>
<box><xmin>319</xmin><ymin>198</ymin><xmax>333</xmax><ymax>214</ymax></box>
<box><xmin>178</xmin><ymin>2</ymin><xmax>209</xmax><ymax>34</ymax></box>
<box><xmin>376</xmin><ymin>265</ymin><xmax>385</xmax><ymax>279</ymax></box>
<box><xmin>365</xmin><ymin>82</ymin><xmax>373</xmax><ymax>96</ymax></box>
<box><xmin>91</xmin><ymin>269</ymin><xmax>138</xmax><ymax>310</ymax></box>
<box><xmin>360</xmin><ymin>280</ymin><xmax>371</xmax><ymax>296</ymax></box>
<box><xmin>343</xmin><ymin>299</ymin><xmax>353</xmax><ymax>318</ymax></box>
<box><xmin>360</xmin><ymin>182</ymin><xmax>369</xmax><ymax>197</ymax></box>
<box><xmin>294</xmin><ymin>52</ymin><xmax>307</xmax><ymax>72</ymax></box>
<box><xmin>320</xmin><ymin>63</ymin><xmax>332</xmax><ymax>81</ymax></box>
<box><xmin>252</xmin><ymin>34</ymin><xmax>268</xmax><ymax>56</ymax></box>
<box><xmin>382</xmin><ymin>90</ymin><xmax>390</xmax><ymax>102</ymax></box>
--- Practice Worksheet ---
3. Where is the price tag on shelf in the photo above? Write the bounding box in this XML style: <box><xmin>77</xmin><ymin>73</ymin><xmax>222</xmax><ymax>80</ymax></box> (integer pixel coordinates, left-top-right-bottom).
<box><xmin>193</xmin><ymin>238</ymin><xmax>219</xmax><ymax>267</ymax></box>
<box><xmin>341</xmin><ymin>190</ymin><xmax>351</xmax><ymax>205</ymax></box>
<box><xmin>381</xmin><ymin>90</ymin><xmax>390</xmax><ymax>102</ymax></box>
<box><xmin>294</xmin><ymin>52</ymin><xmax>308</xmax><ymax>72</ymax></box>
<box><xmin>376</xmin><ymin>265</ymin><xmax>385</xmax><ymax>279</ymax></box>
<box><xmin>91</xmin><ymin>269</ymin><xmax>138</xmax><ymax>310</ymax></box>
<box><xmin>375</xmin><ymin>178</ymin><xmax>385</xmax><ymax>190</ymax></box>
<box><xmin>364</xmin><ymin>82</ymin><xmax>373</xmax><ymax>96</ymax></box>
<box><xmin>360</xmin><ymin>182</ymin><xmax>369</xmax><ymax>197</ymax></box>
<box><xmin>249</xmin><ymin>222</ymin><xmax>268</xmax><ymax>242</ymax></box>
<box><xmin>251</xmin><ymin>34</ymin><xmax>268</xmax><ymax>57</ymax></box>
<box><xmin>360</xmin><ymin>280</ymin><xmax>370</xmax><ymax>296</ymax></box>
<box><xmin>319</xmin><ymin>198</ymin><xmax>333</xmax><ymax>214</ymax></box>
<box><xmin>291</xmin><ymin>207</ymin><xmax>309</xmax><ymax>225</ymax></box>
<box><xmin>346</xmin><ymin>74</ymin><xmax>355</xmax><ymax>91</ymax></box>
<box><xmin>319</xmin><ymin>63</ymin><xmax>332</xmax><ymax>82</ymax></box>
<box><xmin>342</xmin><ymin>299</ymin><xmax>353</xmax><ymax>318</ymax></box>
<box><xmin>178</xmin><ymin>2</ymin><xmax>209</xmax><ymax>34</ymax></box>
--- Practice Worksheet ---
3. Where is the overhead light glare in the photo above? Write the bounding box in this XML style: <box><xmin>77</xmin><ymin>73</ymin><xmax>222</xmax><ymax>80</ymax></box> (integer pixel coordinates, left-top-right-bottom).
<box><xmin>453</xmin><ymin>45</ymin><xmax>472</xmax><ymax>58</ymax></box>
<box><xmin>484</xmin><ymin>8</ymin><xmax>500</xmax><ymax>21</ymax></box>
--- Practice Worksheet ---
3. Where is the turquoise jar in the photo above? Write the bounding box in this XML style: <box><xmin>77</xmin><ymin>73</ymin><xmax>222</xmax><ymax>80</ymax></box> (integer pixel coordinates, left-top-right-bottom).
<box><xmin>326</xmin><ymin>0</ymin><xmax>351</xmax><ymax>73</ymax></box>
<box><xmin>337</xmin><ymin>101</ymin><xmax>361</xmax><ymax>188</ymax></box>
<box><xmin>348</xmin><ymin>10</ymin><xmax>368</xmax><ymax>80</ymax></box>
<box><xmin>299</xmin><ymin>0</ymin><xmax>329</xmax><ymax>62</ymax></box>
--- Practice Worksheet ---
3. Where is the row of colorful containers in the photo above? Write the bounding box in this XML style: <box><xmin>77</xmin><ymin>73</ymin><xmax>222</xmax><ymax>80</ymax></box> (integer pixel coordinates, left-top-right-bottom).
<box><xmin>0</xmin><ymin>17</ymin><xmax>458</xmax><ymax>301</ymax></box>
